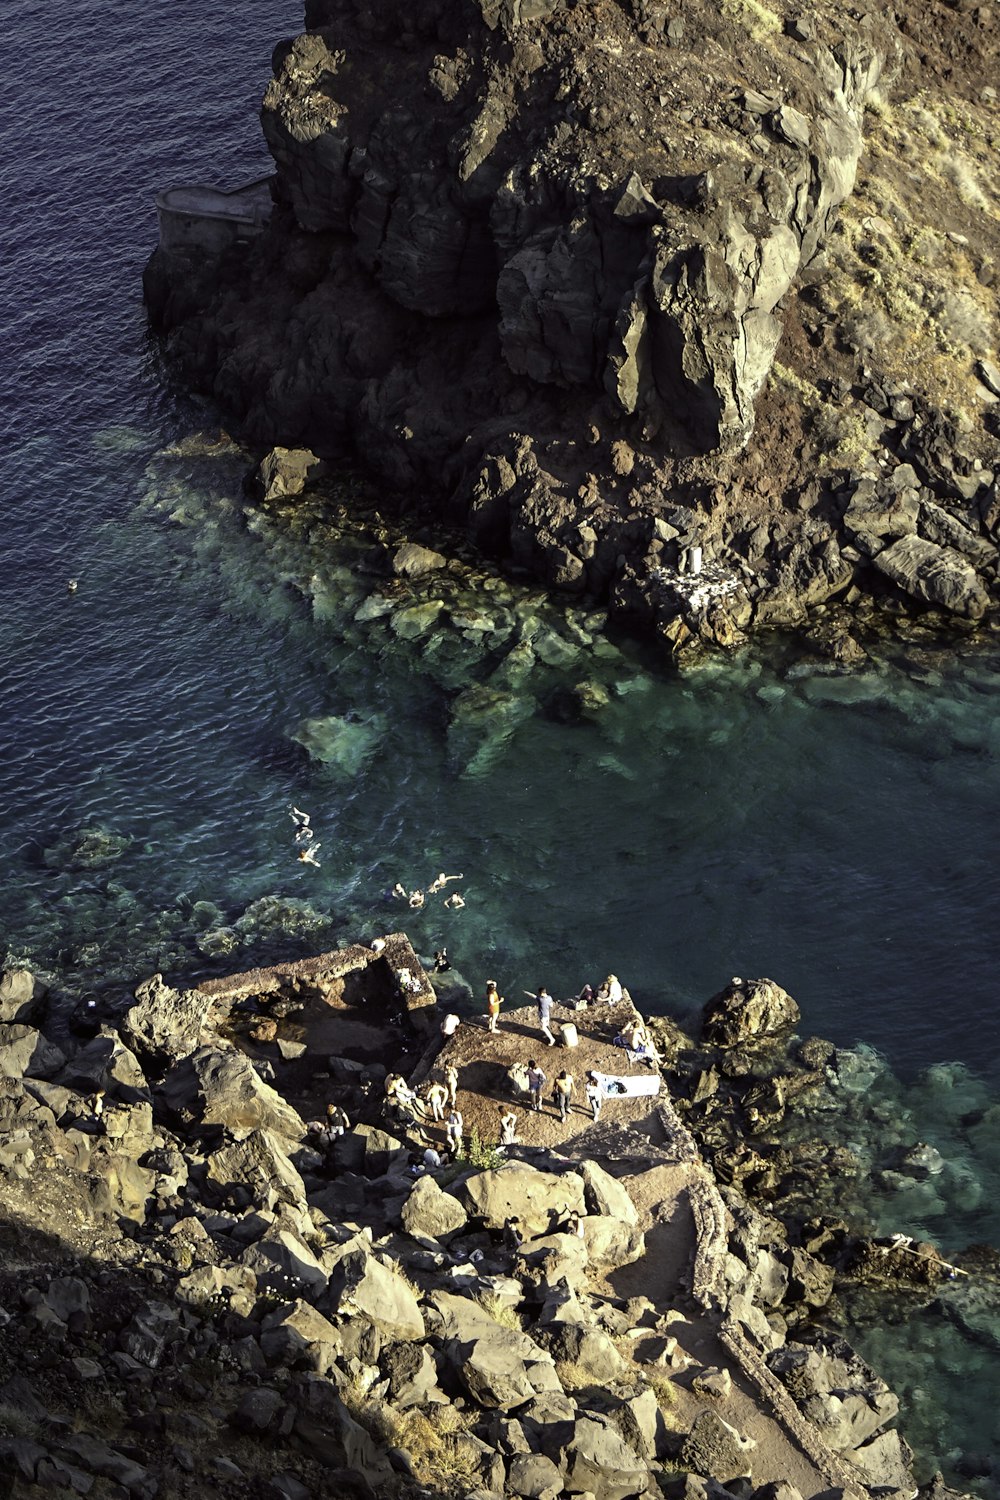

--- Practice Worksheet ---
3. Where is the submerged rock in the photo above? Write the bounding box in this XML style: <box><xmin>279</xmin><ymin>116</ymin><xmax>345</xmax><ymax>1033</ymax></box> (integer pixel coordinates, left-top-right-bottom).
<box><xmin>446</xmin><ymin>683</ymin><xmax>535</xmax><ymax>777</ymax></box>
<box><xmin>288</xmin><ymin>713</ymin><xmax>385</xmax><ymax>776</ymax></box>
<box><xmin>233</xmin><ymin>896</ymin><xmax>333</xmax><ymax>939</ymax></box>
<box><xmin>43</xmin><ymin>825</ymin><xmax>132</xmax><ymax>871</ymax></box>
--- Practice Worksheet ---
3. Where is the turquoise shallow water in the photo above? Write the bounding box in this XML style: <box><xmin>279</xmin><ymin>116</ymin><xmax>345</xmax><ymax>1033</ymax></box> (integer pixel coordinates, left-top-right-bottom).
<box><xmin>4</xmin><ymin>0</ymin><xmax>1000</xmax><ymax>1484</ymax></box>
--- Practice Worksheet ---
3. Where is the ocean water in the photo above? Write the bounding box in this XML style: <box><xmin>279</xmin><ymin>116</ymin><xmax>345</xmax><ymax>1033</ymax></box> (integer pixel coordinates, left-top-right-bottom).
<box><xmin>3</xmin><ymin>0</ymin><xmax>1000</xmax><ymax>1483</ymax></box>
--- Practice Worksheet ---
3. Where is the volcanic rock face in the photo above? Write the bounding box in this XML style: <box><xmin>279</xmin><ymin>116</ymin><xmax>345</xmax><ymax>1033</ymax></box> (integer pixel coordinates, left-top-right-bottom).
<box><xmin>146</xmin><ymin>0</ymin><xmax>1000</xmax><ymax>653</ymax></box>
<box><xmin>260</xmin><ymin>0</ymin><xmax>882</xmax><ymax>454</ymax></box>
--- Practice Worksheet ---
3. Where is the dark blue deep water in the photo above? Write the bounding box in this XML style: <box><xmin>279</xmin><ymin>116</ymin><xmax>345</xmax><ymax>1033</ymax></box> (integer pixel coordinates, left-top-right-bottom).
<box><xmin>3</xmin><ymin>0</ymin><xmax>1000</xmax><ymax>1480</ymax></box>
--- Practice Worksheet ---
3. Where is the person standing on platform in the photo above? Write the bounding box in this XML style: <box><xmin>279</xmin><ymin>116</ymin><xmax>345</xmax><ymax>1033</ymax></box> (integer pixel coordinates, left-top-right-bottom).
<box><xmin>426</xmin><ymin>1080</ymin><xmax>448</xmax><ymax>1121</ymax></box>
<box><xmin>535</xmin><ymin>986</ymin><xmax>556</xmax><ymax>1046</ymax></box>
<box><xmin>554</xmin><ymin>1070</ymin><xmax>575</xmax><ymax>1123</ymax></box>
<box><xmin>446</xmin><ymin>1108</ymin><xmax>464</xmax><ymax>1159</ymax></box>
<box><xmin>485</xmin><ymin>979</ymin><xmax>503</xmax><ymax>1032</ymax></box>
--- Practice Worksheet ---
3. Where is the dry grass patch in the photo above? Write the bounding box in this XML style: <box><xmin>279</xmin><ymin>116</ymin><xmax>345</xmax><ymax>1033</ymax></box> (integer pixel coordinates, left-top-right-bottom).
<box><xmin>475</xmin><ymin>1290</ymin><xmax>524</xmax><ymax>1331</ymax></box>
<box><xmin>394</xmin><ymin>1406</ymin><xmax>483</xmax><ymax>1494</ymax></box>
<box><xmin>721</xmin><ymin>0</ymin><xmax>783</xmax><ymax>41</ymax></box>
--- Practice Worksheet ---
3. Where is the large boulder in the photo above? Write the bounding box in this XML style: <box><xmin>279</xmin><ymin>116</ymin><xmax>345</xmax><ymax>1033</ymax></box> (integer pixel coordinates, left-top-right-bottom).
<box><xmin>508</xmin><ymin>1452</ymin><xmax>565</xmax><ymax>1499</ymax></box>
<box><xmin>381</xmin><ymin>1342</ymin><xmax>443</xmax><ymax>1410</ymax></box>
<box><xmin>400</xmin><ymin>1174</ymin><xmax>468</xmax><ymax>1242</ymax></box>
<box><xmin>254</xmin><ymin>445</ymin><xmax>324</xmax><ymax>501</ymax></box>
<box><xmin>581</xmin><ymin>1216</ymin><xmax>645</xmax><ymax>1270</ymax></box>
<box><xmin>327</xmin><ymin>1247</ymin><xmax>424</xmax><ymax>1341</ymax></box>
<box><xmin>873</xmin><ymin>535</ymin><xmax>990</xmax><ymax>619</ymax></box>
<box><xmin>580</xmin><ymin>1161</ymin><xmax>638</xmax><ymax>1226</ymax></box>
<box><xmin>766</xmin><ymin>1337</ymin><xmax>898</xmax><ymax>1452</ymax></box>
<box><xmin>120</xmin><ymin>974</ymin><xmax>214</xmax><ymax>1070</ymax></box>
<box><xmin>544</xmin><ymin>1323</ymin><xmax>624</xmax><ymax>1384</ymax></box>
<box><xmin>332</xmin><ymin>1124</ymin><xmax>408</xmax><ymax>1178</ymax></box>
<box><xmin>460</xmin><ymin>1161</ymin><xmax>586</xmax><ymax>1237</ymax></box>
<box><xmin>428</xmin><ymin>1290</ymin><xmax>542</xmax><ymax>1353</ymax></box>
<box><xmin>611</xmin><ymin>1388</ymin><xmax>669</xmax><ymax>1463</ymax></box>
<box><xmin>292</xmin><ymin>1375</ymin><xmax>394</xmax><ymax>1485</ymax></box>
<box><xmin>0</xmin><ymin>1025</ymin><xmax>65</xmax><ymax>1081</ymax></box>
<box><xmin>391</xmin><ymin>541</ymin><xmax>447</xmax><ymax>577</ymax></box>
<box><xmin>679</xmin><ymin>1410</ymin><xmax>756</xmax><ymax>1484</ymax></box>
<box><xmin>848</xmin><ymin>1428</ymin><xmax>915</xmax><ymax>1491</ymax></box>
<box><xmin>0</xmin><ymin>969</ymin><xmax>46</xmax><ymax>1025</ymax></box>
<box><xmin>564</xmin><ymin>1413</ymin><xmax>652</xmax><ymax>1498</ymax></box>
<box><xmin>87</xmin><ymin>1145</ymin><xmax>157</xmax><ymax>1222</ymax></box>
<box><xmin>701</xmin><ymin>977</ymin><xmax>800</xmax><ymax>1049</ymax></box>
<box><xmin>243</xmin><ymin>1231</ymin><xmax>329</xmax><ymax>1299</ymax></box>
<box><xmin>518</xmin><ymin>1231</ymin><xmax>590</xmax><ymax>1289</ymax></box>
<box><xmin>205</xmin><ymin>1130</ymin><xmax>307</xmax><ymax>1211</ymax></box>
<box><xmin>58</xmin><ymin>1034</ymin><xmax>149</xmax><ymax>1102</ymax></box>
<box><xmin>158</xmin><ymin>1046</ymin><xmax>306</xmax><ymax>1141</ymax></box>
<box><xmin>459</xmin><ymin>1337</ymin><xmax>538</xmax><ymax>1411</ymax></box>
<box><xmin>429</xmin><ymin>1290</ymin><xmax>557</xmax><ymax>1401</ymax></box>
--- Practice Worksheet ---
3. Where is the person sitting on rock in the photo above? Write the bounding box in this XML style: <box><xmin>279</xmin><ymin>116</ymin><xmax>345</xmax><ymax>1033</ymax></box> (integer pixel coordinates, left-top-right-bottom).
<box><xmin>384</xmin><ymin>1072</ymin><xmax>401</xmax><ymax>1100</ymax></box>
<box><xmin>497</xmin><ymin>1106</ymin><xmax>518</xmax><ymax>1147</ymax></box>
<box><xmin>597</xmin><ymin>973</ymin><xmax>624</xmax><ymax>1004</ymax></box>
<box><xmin>627</xmin><ymin>1021</ymin><xmax>662</xmax><ymax>1067</ymax></box>
<box><xmin>561</xmin><ymin>1209</ymin><xmax>585</xmax><ymax>1239</ymax></box>
<box><xmin>441</xmin><ymin>1012</ymin><xmax>460</xmax><ymax>1040</ymax></box>
<box><xmin>502</xmin><ymin>1216</ymin><xmax>523</xmax><ymax>1251</ymax></box>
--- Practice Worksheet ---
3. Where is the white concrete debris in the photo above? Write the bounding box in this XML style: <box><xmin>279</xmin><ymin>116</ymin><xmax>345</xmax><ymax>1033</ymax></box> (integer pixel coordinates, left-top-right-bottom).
<box><xmin>650</xmin><ymin>561</ymin><xmax>743</xmax><ymax>614</ymax></box>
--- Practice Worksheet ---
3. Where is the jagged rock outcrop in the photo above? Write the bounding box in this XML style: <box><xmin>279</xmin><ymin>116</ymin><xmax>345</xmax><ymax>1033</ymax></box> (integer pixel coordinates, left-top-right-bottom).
<box><xmin>701</xmin><ymin>977</ymin><xmax>801</xmax><ymax>1050</ymax></box>
<box><xmin>143</xmin><ymin>0</ymin><xmax>1000</xmax><ymax>655</ymax></box>
<box><xmin>0</xmin><ymin>954</ymin><xmax>970</xmax><ymax>1500</ymax></box>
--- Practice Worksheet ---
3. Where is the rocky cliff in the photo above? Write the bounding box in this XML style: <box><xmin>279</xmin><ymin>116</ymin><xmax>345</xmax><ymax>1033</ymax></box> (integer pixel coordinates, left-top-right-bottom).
<box><xmin>0</xmin><ymin>952</ymin><xmax>979</xmax><ymax>1499</ymax></box>
<box><xmin>144</xmin><ymin>0</ymin><xmax>1000</xmax><ymax>658</ymax></box>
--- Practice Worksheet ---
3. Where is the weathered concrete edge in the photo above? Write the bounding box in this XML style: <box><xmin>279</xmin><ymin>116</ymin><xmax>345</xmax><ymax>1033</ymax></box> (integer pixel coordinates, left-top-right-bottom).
<box><xmin>675</xmin><ymin>1085</ymin><xmax>869</xmax><ymax>1496</ymax></box>
<box><xmin>195</xmin><ymin>932</ymin><xmax>437</xmax><ymax>1027</ymax></box>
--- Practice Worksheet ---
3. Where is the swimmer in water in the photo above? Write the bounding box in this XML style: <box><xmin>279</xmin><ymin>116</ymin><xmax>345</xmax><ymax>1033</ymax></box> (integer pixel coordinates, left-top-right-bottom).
<box><xmin>408</xmin><ymin>890</ymin><xmax>425</xmax><ymax>909</ymax></box>
<box><xmin>444</xmin><ymin>892</ymin><xmax>465</xmax><ymax>910</ymax></box>
<box><xmin>298</xmin><ymin>843</ymin><xmax>321</xmax><ymax>868</ymax></box>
